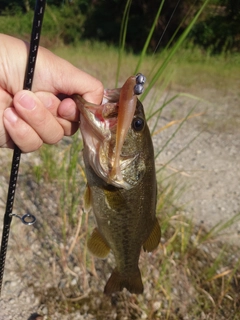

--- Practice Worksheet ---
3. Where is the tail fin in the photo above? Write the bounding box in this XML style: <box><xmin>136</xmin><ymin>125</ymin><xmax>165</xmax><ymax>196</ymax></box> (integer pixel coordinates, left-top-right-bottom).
<box><xmin>104</xmin><ymin>268</ymin><xmax>143</xmax><ymax>295</ymax></box>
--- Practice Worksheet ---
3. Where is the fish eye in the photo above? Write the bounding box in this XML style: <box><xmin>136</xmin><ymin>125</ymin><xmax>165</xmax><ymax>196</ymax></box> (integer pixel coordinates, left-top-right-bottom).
<box><xmin>132</xmin><ymin>116</ymin><xmax>145</xmax><ymax>132</ymax></box>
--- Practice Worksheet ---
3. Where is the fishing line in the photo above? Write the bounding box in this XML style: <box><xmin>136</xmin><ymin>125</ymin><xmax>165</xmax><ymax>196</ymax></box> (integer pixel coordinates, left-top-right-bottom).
<box><xmin>153</xmin><ymin>0</ymin><xmax>182</xmax><ymax>54</ymax></box>
<box><xmin>0</xmin><ymin>0</ymin><xmax>46</xmax><ymax>296</ymax></box>
<box><xmin>153</xmin><ymin>0</ymin><xmax>202</xmax><ymax>54</ymax></box>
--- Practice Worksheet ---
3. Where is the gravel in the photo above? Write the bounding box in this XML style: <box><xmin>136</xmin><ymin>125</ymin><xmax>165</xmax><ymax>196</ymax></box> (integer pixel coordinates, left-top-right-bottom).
<box><xmin>0</xmin><ymin>88</ymin><xmax>239</xmax><ymax>318</ymax></box>
<box><xmin>152</xmin><ymin>89</ymin><xmax>240</xmax><ymax>240</ymax></box>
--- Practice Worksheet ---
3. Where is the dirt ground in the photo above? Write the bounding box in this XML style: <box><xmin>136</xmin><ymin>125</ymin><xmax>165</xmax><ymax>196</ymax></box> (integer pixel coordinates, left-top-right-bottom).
<box><xmin>153</xmin><ymin>88</ymin><xmax>240</xmax><ymax>241</ymax></box>
<box><xmin>0</xmin><ymin>88</ymin><xmax>239</xmax><ymax>319</ymax></box>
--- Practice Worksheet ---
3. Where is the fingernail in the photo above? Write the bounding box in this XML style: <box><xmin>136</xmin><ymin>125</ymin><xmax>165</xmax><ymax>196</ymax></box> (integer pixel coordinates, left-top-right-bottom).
<box><xmin>18</xmin><ymin>93</ymin><xmax>36</xmax><ymax>110</ymax></box>
<box><xmin>62</xmin><ymin>103</ymin><xmax>76</xmax><ymax>117</ymax></box>
<box><xmin>4</xmin><ymin>108</ymin><xmax>18</xmax><ymax>123</ymax></box>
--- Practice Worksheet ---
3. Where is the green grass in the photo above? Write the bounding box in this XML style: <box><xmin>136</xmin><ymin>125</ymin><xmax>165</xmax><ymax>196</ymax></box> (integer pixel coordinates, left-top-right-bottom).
<box><xmin>1</xmin><ymin>0</ymin><xmax>240</xmax><ymax>318</ymax></box>
<box><xmin>1</xmin><ymin>36</ymin><xmax>240</xmax><ymax>320</ymax></box>
<box><xmin>28</xmin><ymin>40</ymin><xmax>240</xmax><ymax>315</ymax></box>
<box><xmin>4</xmin><ymin>132</ymin><xmax>239</xmax><ymax>319</ymax></box>
<box><xmin>51</xmin><ymin>42</ymin><xmax>240</xmax><ymax>96</ymax></box>
<box><xmin>52</xmin><ymin>42</ymin><xmax>240</xmax><ymax>137</ymax></box>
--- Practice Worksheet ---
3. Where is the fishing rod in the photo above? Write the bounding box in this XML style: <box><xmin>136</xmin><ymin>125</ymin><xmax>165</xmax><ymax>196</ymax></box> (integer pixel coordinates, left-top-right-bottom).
<box><xmin>0</xmin><ymin>0</ymin><xmax>46</xmax><ymax>296</ymax></box>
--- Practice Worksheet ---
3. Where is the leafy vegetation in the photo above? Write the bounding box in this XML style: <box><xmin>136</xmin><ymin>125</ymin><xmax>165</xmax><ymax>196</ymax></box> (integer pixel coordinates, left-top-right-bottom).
<box><xmin>0</xmin><ymin>0</ymin><xmax>239</xmax><ymax>319</ymax></box>
<box><xmin>4</xmin><ymin>125</ymin><xmax>239</xmax><ymax>319</ymax></box>
<box><xmin>0</xmin><ymin>37</ymin><xmax>238</xmax><ymax>318</ymax></box>
<box><xmin>190</xmin><ymin>0</ymin><xmax>240</xmax><ymax>53</ymax></box>
<box><xmin>0</xmin><ymin>0</ymin><xmax>240</xmax><ymax>53</ymax></box>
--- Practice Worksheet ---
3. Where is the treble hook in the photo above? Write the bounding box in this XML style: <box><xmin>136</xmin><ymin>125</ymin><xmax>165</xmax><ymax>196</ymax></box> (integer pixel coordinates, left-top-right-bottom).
<box><xmin>10</xmin><ymin>212</ymin><xmax>36</xmax><ymax>225</ymax></box>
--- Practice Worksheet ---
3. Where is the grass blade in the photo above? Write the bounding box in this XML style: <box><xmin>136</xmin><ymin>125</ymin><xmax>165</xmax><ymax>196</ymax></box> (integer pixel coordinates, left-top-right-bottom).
<box><xmin>200</xmin><ymin>212</ymin><xmax>240</xmax><ymax>243</ymax></box>
<box><xmin>134</xmin><ymin>0</ymin><xmax>165</xmax><ymax>74</ymax></box>
<box><xmin>141</xmin><ymin>0</ymin><xmax>210</xmax><ymax>101</ymax></box>
<box><xmin>115</xmin><ymin>0</ymin><xmax>132</xmax><ymax>87</ymax></box>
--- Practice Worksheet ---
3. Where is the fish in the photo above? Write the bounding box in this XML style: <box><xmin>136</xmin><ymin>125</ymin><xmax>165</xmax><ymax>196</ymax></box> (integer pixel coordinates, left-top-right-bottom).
<box><xmin>72</xmin><ymin>74</ymin><xmax>161</xmax><ymax>294</ymax></box>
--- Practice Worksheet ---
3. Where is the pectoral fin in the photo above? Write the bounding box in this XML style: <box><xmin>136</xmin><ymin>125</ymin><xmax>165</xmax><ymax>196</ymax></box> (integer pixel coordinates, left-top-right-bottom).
<box><xmin>87</xmin><ymin>228</ymin><xmax>110</xmax><ymax>259</ymax></box>
<box><xmin>143</xmin><ymin>219</ymin><xmax>161</xmax><ymax>252</ymax></box>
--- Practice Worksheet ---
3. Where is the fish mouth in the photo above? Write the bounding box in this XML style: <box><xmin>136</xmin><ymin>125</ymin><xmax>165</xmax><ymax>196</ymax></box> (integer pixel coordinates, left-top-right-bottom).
<box><xmin>73</xmin><ymin>91</ymin><xmax>135</xmax><ymax>189</ymax></box>
<box><xmin>73</xmin><ymin>74</ymin><xmax>146</xmax><ymax>190</ymax></box>
<box><xmin>75</xmin><ymin>89</ymin><xmax>122</xmax><ymax>145</ymax></box>
<box><xmin>78</xmin><ymin>93</ymin><xmax>119</xmax><ymax>141</ymax></box>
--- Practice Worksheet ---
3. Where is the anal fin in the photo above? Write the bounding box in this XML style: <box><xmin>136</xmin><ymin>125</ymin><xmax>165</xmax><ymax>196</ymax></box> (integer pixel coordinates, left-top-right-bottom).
<box><xmin>87</xmin><ymin>228</ymin><xmax>110</xmax><ymax>259</ymax></box>
<box><xmin>143</xmin><ymin>218</ymin><xmax>161</xmax><ymax>252</ymax></box>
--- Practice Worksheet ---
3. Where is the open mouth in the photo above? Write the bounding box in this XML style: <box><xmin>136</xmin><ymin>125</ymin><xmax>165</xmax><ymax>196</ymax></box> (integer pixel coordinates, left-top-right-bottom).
<box><xmin>72</xmin><ymin>73</ymin><xmax>146</xmax><ymax>189</ymax></box>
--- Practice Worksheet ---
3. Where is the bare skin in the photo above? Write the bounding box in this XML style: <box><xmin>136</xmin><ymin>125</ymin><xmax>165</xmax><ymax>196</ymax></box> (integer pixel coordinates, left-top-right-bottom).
<box><xmin>0</xmin><ymin>34</ymin><xmax>104</xmax><ymax>152</ymax></box>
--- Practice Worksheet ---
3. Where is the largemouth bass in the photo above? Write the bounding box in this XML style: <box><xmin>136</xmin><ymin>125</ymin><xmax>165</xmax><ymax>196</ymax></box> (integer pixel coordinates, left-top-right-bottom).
<box><xmin>73</xmin><ymin>74</ymin><xmax>160</xmax><ymax>294</ymax></box>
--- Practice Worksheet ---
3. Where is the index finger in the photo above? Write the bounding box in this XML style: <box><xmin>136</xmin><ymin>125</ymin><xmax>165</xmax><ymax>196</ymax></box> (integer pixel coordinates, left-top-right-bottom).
<box><xmin>34</xmin><ymin>47</ymin><xmax>104</xmax><ymax>104</ymax></box>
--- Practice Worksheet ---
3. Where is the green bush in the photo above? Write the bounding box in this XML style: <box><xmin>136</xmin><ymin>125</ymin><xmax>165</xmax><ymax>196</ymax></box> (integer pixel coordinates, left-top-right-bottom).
<box><xmin>190</xmin><ymin>15</ymin><xmax>240</xmax><ymax>53</ymax></box>
<box><xmin>0</xmin><ymin>4</ymin><xmax>86</xmax><ymax>46</ymax></box>
<box><xmin>190</xmin><ymin>0</ymin><xmax>240</xmax><ymax>53</ymax></box>
<box><xmin>1</xmin><ymin>1</ymin><xmax>240</xmax><ymax>53</ymax></box>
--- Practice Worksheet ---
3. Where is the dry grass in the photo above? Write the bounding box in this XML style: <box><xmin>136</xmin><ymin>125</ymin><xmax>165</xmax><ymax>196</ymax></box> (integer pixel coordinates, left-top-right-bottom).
<box><xmin>0</xmin><ymin>42</ymin><xmax>240</xmax><ymax>319</ymax></box>
<box><xmin>0</xmin><ymin>128</ymin><xmax>239</xmax><ymax>319</ymax></box>
<box><xmin>52</xmin><ymin>43</ymin><xmax>240</xmax><ymax>135</ymax></box>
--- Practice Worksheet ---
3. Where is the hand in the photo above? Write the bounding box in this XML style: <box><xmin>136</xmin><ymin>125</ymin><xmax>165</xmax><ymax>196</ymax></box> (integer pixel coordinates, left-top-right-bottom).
<box><xmin>0</xmin><ymin>34</ymin><xmax>104</xmax><ymax>152</ymax></box>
